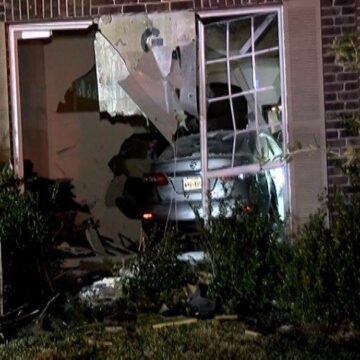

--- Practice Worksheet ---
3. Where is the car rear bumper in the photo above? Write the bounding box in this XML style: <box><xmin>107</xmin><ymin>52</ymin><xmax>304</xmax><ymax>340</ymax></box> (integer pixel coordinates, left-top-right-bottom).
<box><xmin>143</xmin><ymin>198</ymin><xmax>237</xmax><ymax>222</ymax></box>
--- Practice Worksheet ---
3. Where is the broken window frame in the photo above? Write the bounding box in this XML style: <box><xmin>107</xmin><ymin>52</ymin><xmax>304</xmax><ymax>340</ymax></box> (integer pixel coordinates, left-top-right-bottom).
<box><xmin>197</xmin><ymin>6</ymin><xmax>288</xmax><ymax>220</ymax></box>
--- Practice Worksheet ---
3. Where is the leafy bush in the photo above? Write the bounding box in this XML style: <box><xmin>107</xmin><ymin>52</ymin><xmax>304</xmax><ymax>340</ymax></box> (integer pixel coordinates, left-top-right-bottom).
<box><xmin>0</xmin><ymin>165</ymin><xmax>60</xmax><ymax>309</ymax></box>
<box><xmin>331</xmin><ymin>193</ymin><xmax>360</xmax><ymax>324</ymax></box>
<box><xmin>282</xmin><ymin>210</ymin><xmax>335</xmax><ymax>324</ymax></box>
<box><xmin>332</xmin><ymin>33</ymin><xmax>360</xmax><ymax>71</ymax></box>
<box><xmin>122</xmin><ymin>187</ymin><xmax>360</xmax><ymax>328</ymax></box>
<box><xmin>197</xmin><ymin>200</ymin><xmax>286</xmax><ymax>318</ymax></box>
<box><xmin>123</xmin><ymin>231</ymin><xmax>189</xmax><ymax>312</ymax></box>
<box><xmin>283</xmin><ymin>193</ymin><xmax>360</xmax><ymax>326</ymax></box>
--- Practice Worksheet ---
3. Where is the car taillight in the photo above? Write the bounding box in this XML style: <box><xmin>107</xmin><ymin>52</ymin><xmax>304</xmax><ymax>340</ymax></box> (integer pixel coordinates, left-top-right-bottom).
<box><xmin>142</xmin><ymin>212</ymin><xmax>154</xmax><ymax>220</ymax></box>
<box><xmin>244</xmin><ymin>205</ymin><xmax>253</xmax><ymax>213</ymax></box>
<box><xmin>143</xmin><ymin>172</ymin><xmax>168</xmax><ymax>186</ymax></box>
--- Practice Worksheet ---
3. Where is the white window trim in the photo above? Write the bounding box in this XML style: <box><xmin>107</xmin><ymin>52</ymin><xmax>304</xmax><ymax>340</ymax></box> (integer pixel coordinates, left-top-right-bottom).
<box><xmin>8</xmin><ymin>20</ymin><xmax>93</xmax><ymax>180</ymax></box>
<box><xmin>197</xmin><ymin>6</ymin><xmax>289</xmax><ymax>219</ymax></box>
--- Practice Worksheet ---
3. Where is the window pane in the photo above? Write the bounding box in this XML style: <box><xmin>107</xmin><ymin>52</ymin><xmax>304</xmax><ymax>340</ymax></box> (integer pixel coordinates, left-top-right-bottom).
<box><xmin>231</xmin><ymin>95</ymin><xmax>249</xmax><ymax>131</ymax></box>
<box><xmin>258</xmin><ymin>129</ymin><xmax>283</xmax><ymax>162</ymax></box>
<box><xmin>229</xmin><ymin>18</ymin><xmax>252</xmax><ymax>56</ymax></box>
<box><xmin>254</xmin><ymin>13</ymin><xmax>278</xmax><ymax>52</ymax></box>
<box><xmin>200</xmin><ymin>11</ymin><xmax>284</xmax><ymax>201</ymax></box>
<box><xmin>206</xmin><ymin>62</ymin><xmax>228</xmax><ymax>97</ymax></box>
<box><xmin>207</xmin><ymin>98</ymin><xmax>233</xmax><ymax>131</ymax></box>
<box><xmin>257</xmin><ymin>88</ymin><xmax>282</xmax><ymax>129</ymax></box>
<box><xmin>267</xmin><ymin>167</ymin><xmax>285</xmax><ymax>220</ymax></box>
<box><xmin>207</xmin><ymin>85</ymin><xmax>248</xmax><ymax>132</ymax></box>
<box><xmin>205</xmin><ymin>23</ymin><xmax>226</xmax><ymax>60</ymax></box>
<box><xmin>255</xmin><ymin>51</ymin><xmax>280</xmax><ymax>89</ymax></box>
<box><xmin>230</xmin><ymin>57</ymin><xmax>254</xmax><ymax>91</ymax></box>
<box><xmin>242</xmin><ymin>93</ymin><xmax>256</xmax><ymax>130</ymax></box>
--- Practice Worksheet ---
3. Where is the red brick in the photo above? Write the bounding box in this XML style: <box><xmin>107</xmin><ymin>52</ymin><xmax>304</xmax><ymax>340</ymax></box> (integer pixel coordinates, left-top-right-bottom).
<box><xmin>322</xmin><ymin>7</ymin><xmax>341</xmax><ymax>17</ymax></box>
<box><xmin>327</xmin><ymin>129</ymin><xmax>341</xmax><ymax>138</ymax></box>
<box><xmin>325</xmin><ymin>102</ymin><xmax>346</xmax><ymax>111</ymax></box>
<box><xmin>123</xmin><ymin>3</ymin><xmax>145</xmax><ymax>12</ymax></box>
<box><xmin>322</xmin><ymin>26</ymin><xmax>342</xmax><ymax>36</ymax></box>
<box><xmin>338</xmin><ymin>91</ymin><xmax>359</xmax><ymax>100</ymax></box>
<box><xmin>322</xmin><ymin>17</ymin><xmax>334</xmax><ymax>26</ymax></box>
<box><xmin>98</xmin><ymin>4</ymin><xmax>122</xmax><ymax>13</ymax></box>
<box><xmin>58</xmin><ymin>0</ymin><xmax>66</xmax><ymax>16</ymax></box>
<box><xmin>67</xmin><ymin>0</ymin><xmax>75</xmax><ymax>16</ymax></box>
<box><xmin>202</xmin><ymin>0</ymin><xmax>210</xmax><ymax>8</ymax></box>
<box><xmin>328</xmin><ymin>166</ymin><xmax>342</xmax><ymax>176</ymax></box>
<box><xmin>170</xmin><ymin>0</ymin><xmax>193</xmax><ymax>10</ymax></box>
<box><xmin>90</xmin><ymin>5</ymin><xmax>100</xmax><ymax>14</ymax></box>
<box><xmin>345</xmin><ymin>101</ymin><xmax>359</xmax><ymax>109</ymax></box>
<box><xmin>345</xmin><ymin>82</ymin><xmax>358</xmax><ymax>90</ymax></box>
<box><xmin>334</xmin><ymin>0</ymin><xmax>354</xmax><ymax>5</ymax></box>
<box><xmin>92</xmin><ymin>0</ymin><xmax>114</xmax><ymax>4</ymax></box>
<box><xmin>334</xmin><ymin>15</ymin><xmax>355</xmax><ymax>25</ymax></box>
<box><xmin>116</xmin><ymin>0</ymin><xmax>138</xmax><ymax>3</ymax></box>
<box><xmin>330</xmin><ymin>176</ymin><xmax>349</xmax><ymax>185</ymax></box>
<box><xmin>146</xmin><ymin>2</ymin><xmax>170</xmax><ymax>11</ymax></box>
<box><xmin>327</xmin><ymin>139</ymin><xmax>347</xmax><ymax>147</ymax></box>
<box><xmin>325</xmin><ymin>93</ymin><xmax>337</xmax><ymax>101</ymax></box>
<box><xmin>342</xmin><ymin>6</ymin><xmax>355</xmax><ymax>14</ymax></box>
<box><xmin>336</xmin><ymin>72</ymin><xmax>358</xmax><ymax>81</ymax></box>
<box><xmin>210</xmin><ymin>0</ymin><xmax>225</xmax><ymax>7</ymax></box>
<box><xmin>44</xmin><ymin>0</ymin><xmax>51</xmax><ymax>18</ymax></box>
<box><xmin>347</xmin><ymin>137</ymin><xmax>360</xmax><ymax>145</ymax></box>
<box><xmin>321</xmin><ymin>0</ymin><xmax>333</xmax><ymax>6</ymax></box>
<box><xmin>83</xmin><ymin>0</ymin><xmax>91</xmax><ymax>15</ymax></box>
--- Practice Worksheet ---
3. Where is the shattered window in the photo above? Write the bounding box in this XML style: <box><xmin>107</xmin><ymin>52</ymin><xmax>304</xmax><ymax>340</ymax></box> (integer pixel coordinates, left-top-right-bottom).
<box><xmin>199</xmin><ymin>9</ymin><xmax>286</xmax><ymax>218</ymax></box>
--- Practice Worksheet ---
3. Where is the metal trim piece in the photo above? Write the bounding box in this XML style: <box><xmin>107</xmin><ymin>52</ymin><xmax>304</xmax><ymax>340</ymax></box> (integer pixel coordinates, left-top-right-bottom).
<box><xmin>197</xmin><ymin>6</ymin><xmax>281</xmax><ymax>19</ymax></box>
<box><xmin>198</xmin><ymin>20</ymin><xmax>209</xmax><ymax>222</ymax></box>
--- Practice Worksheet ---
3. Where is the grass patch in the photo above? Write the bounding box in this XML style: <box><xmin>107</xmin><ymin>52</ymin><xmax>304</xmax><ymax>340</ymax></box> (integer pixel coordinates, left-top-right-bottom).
<box><xmin>1</xmin><ymin>321</ymin><xmax>359</xmax><ymax>360</ymax></box>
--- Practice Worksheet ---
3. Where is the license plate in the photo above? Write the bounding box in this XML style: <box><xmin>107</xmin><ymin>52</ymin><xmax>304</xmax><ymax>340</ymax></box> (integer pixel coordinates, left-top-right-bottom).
<box><xmin>183</xmin><ymin>176</ymin><xmax>202</xmax><ymax>192</ymax></box>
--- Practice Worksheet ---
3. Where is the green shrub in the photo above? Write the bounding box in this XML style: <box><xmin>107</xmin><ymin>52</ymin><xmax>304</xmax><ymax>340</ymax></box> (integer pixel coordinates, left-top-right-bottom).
<box><xmin>197</xmin><ymin>200</ymin><xmax>285</xmax><ymax>317</ymax></box>
<box><xmin>282</xmin><ymin>210</ymin><xmax>335</xmax><ymax>324</ymax></box>
<box><xmin>329</xmin><ymin>192</ymin><xmax>360</xmax><ymax>324</ymax></box>
<box><xmin>283</xmin><ymin>192</ymin><xmax>360</xmax><ymax>326</ymax></box>
<box><xmin>0</xmin><ymin>165</ymin><xmax>60</xmax><ymax>309</ymax></box>
<box><xmin>123</xmin><ymin>231</ymin><xmax>189</xmax><ymax>312</ymax></box>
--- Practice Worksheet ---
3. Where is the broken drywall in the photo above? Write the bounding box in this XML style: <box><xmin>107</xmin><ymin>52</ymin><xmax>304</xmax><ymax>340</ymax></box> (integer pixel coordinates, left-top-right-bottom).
<box><xmin>94</xmin><ymin>33</ymin><xmax>142</xmax><ymax>117</ymax></box>
<box><xmin>95</xmin><ymin>11</ymin><xmax>197</xmax><ymax>142</ymax></box>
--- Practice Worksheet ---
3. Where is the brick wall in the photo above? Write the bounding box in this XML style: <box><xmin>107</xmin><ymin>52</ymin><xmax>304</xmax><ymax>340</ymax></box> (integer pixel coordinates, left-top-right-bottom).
<box><xmin>0</xmin><ymin>0</ymin><xmax>280</xmax><ymax>22</ymax></box>
<box><xmin>0</xmin><ymin>1</ymin><xmax>4</xmax><ymax>21</ymax></box>
<box><xmin>321</xmin><ymin>0</ymin><xmax>359</xmax><ymax>193</ymax></box>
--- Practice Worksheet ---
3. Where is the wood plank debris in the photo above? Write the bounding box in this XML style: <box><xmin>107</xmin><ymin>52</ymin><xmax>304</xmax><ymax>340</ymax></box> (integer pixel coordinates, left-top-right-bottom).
<box><xmin>153</xmin><ymin>318</ymin><xmax>198</xmax><ymax>329</ymax></box>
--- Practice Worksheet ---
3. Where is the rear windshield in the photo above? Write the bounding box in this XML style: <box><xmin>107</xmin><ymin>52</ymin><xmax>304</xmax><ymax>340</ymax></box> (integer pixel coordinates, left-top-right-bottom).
<box><xmin>159</xmin><ymin>131</ymin><xmax>282</xmax><ymax>162</ymax></box>
<box><xmin>159</xmin><ymin>131</ymin><xmax>256</xmax><ymax>161</ymax></box>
